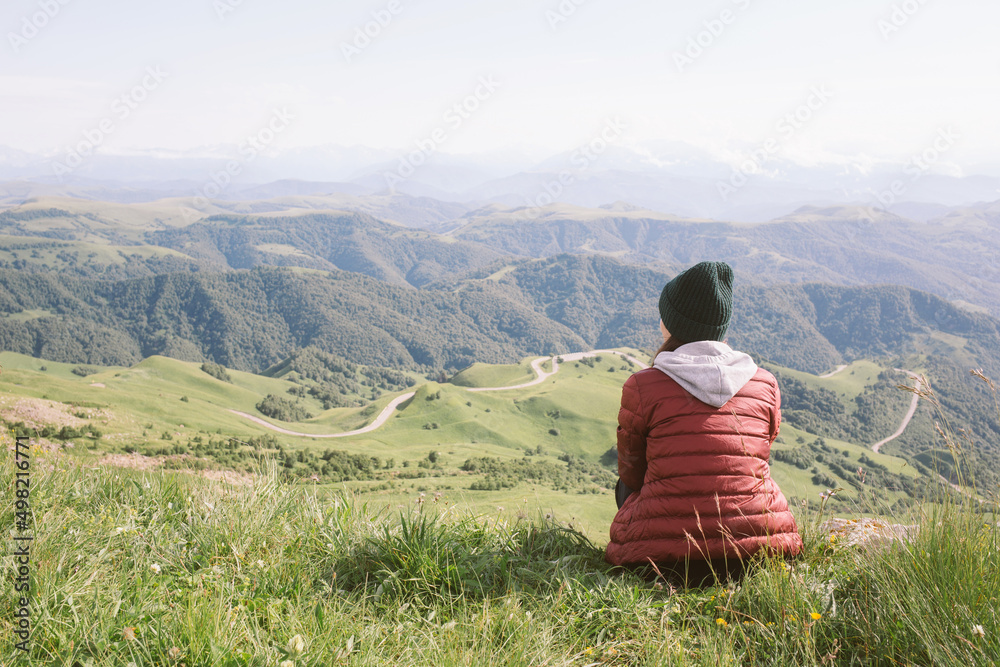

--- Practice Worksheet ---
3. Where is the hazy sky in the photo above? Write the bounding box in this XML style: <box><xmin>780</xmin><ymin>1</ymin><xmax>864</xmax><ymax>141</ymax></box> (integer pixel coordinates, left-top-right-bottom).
<box><xmin>2</xmin><ymin>0</ymin><xmax>998</xmax><ymax>170</ymax></box>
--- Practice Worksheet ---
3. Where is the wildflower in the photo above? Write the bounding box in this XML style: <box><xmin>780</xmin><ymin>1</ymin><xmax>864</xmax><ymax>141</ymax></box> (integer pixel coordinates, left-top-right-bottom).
<box><xmin>716</xmin><ymin>618</ymin><xmax>728</xmax><ymax>626</ymax></box>
<box><xmin>167</xmin><ymin>647</ymin><xmax>181</xmax><ymax>661</ymax></box>
<box><xmin>605</xmin><ymin>647</ymin><xmax>618</xmax><ymax>656</ymax></box>
<box><xmin>167</xmin><ymin>502</ymin><xmax>173</xmax><ymax>509</ymax></box>
<box><xmin>972</xmin><ymin>625</ymin><xmax>986</xmax><ymax>639</ymax></box>
<box><xmin>123</xmin><ymin>627</ymin><xmax>137</xmax><ymax>641</ymax></box>
<box><xmin>287</xmin><ymin>634</ymin><xmax>305</xmax><ymax>656</ymax></box>
<box><xmin>279</xmin><ymin>661</ymin><xmax>294</xmax><ymax>667</ymax></box>
<box><xmin>583</xmin><ymin>647</ymin><xmax>594</xmax><ymax>656</ymax></box>
<box><xmin>811</xmin><ymin>613</ymin><xmax>822</xmax><ymax>620</ymax></box>
<box><xmin>150</xmin><ymin>563</ymin><xmax>161</xmax><ymax>574</ymax></box>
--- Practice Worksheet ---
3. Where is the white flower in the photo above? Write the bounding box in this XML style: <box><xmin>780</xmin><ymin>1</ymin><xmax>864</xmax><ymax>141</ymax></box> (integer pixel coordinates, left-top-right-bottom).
<box><xmin>972</xmin><ymin>624</ymin><xmax>986</xmax><ymax>638</ymax></box>
<box><xmin>279</xmin><ymin>661</ymin><xmax>294</xmax><ymax>667</ymax></box>
<box><xmin>287</xmin><ymin>634</ymin><xmax>305</xmax><ymax>656</ymax></box>
<box><xmin>150</xmin><ymin>563</ymin><xmax>161</xmax><ymax>574</ymax></box>
<box><xmin>168</xmin><ymin>502</ymin><xmax>173</xmax><ymax>509</ymax></box>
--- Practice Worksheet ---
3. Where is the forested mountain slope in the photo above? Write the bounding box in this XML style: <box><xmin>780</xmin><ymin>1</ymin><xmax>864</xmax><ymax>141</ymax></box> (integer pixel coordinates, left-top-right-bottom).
<box><xmin>448</xmin><ymin>204</ymin><xmax>1000</xmax><ymax>315</ymax></box>
<box><xmin>1</xmin><ymin>255</ymin><xmax>998</xmax><ymax>379</ymax></box>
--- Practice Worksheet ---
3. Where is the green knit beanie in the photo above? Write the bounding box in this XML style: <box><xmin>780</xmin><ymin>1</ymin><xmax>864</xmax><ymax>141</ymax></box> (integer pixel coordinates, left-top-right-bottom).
<box><xmin>658</xmin><ymin>261</ymin><xmax>734</xmax><ymax>342</ymax></box>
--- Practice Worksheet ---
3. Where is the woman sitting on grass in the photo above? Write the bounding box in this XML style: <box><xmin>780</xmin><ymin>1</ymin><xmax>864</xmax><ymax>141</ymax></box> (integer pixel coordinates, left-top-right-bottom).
<box><xmin>606</xmin><ymin>261</ymin><xmax>802</xmax><ymax>585</ymax></box>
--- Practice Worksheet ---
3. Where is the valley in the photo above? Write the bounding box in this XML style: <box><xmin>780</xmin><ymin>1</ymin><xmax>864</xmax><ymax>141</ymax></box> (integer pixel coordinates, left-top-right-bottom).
<box><xmin>0</xmin><ymin>346</ymin><xmax>944</xmax><ymax>539</ymax></box>
<box><xmin>0</xmin><ymin>193</ymin><xmax>998</xmax><ymax>531</ymax></box>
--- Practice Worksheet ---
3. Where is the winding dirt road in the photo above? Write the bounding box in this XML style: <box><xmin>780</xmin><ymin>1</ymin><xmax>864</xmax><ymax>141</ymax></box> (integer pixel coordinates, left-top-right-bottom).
<box><xmin>230</xmin><ymin>349</ymin><xmax>649</xmax><ymax>437</ymax></box>
<box><xmin>467</xmin><ymin>349</ymin><xmax>649</xmax><ymax>392</ymax></box>
<box><xmin>872</xmin><ymin>370</ymin><xmax>922</xmax><ymax>453</ymax></box>
<box><xmin>228</xmin><ymin>391</ymin><xmax>416</xmax><ymax>439</ymax></box>
<box><xmin>232</xmin><ymin>356</ymin><xmax>924</xmax><ymax>455</ymax></box>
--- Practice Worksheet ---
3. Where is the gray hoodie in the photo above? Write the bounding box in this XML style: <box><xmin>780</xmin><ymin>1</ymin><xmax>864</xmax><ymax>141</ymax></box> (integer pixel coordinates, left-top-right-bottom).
<box><xmin>652</xmin><ymin>340</ymin><xmax>759</xmax><ymax>408</ymax></box>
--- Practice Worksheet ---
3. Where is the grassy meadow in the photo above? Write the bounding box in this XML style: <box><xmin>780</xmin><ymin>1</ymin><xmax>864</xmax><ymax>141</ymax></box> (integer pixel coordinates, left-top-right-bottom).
<box><xmin>0</xmin><ymin>349</ymin><xmax>928</xmax><ymax>538</ymax></box>
<box><xmin>1</xmin><ymin>348</ymin><xmax>998</xmax><ymax>664</ymax></box>
<box><xmin>1</xmin><ymin>443</ymin><xmax>997</xmax><ymax>666</ymax></box>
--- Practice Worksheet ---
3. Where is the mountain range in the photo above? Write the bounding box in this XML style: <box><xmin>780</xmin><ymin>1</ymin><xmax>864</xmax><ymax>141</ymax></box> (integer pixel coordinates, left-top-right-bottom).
<box><xmin>5</xmin><ymin>141</ymin><xmax>1000</xmax><ymax>222</ymax></box>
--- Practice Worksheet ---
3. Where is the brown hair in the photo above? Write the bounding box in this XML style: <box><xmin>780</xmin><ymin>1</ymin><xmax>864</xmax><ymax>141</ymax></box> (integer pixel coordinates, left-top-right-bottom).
<box><xmin>650</xmin><ymin>335</ymin><xmax>689</xmax><ymax>364</ymax></box>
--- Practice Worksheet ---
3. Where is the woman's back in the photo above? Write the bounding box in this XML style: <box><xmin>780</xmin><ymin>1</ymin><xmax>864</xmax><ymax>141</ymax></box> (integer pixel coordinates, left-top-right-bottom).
<box><xmin>606</xmin><ymin>343</ymin><xmax>802</xmax><ymax>567</ymax></box>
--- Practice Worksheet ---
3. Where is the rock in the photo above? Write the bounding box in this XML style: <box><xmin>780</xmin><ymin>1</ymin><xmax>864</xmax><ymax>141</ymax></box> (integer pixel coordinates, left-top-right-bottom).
<box><xmin>821</xmin><ymin>517</ymin><xmax>918</xmax><ymax>549</ymax></box>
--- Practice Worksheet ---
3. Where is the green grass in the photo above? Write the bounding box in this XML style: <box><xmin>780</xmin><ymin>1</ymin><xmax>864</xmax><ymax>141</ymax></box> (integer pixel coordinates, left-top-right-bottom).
<box><xmin>2</xmin><ymin>444</ymin><xmax>996</xmax><ymax>666</ymax></box>
<box><xmin>445</xmin><ymin>359</ymin><xmax>537</xmax><ymax>388</ymax></box>
<box><xmin>765</xmin><ymin>360</ymin><xmax>884</xmax><ymax>412</ymax></box>
<box><xmin>0</xmin><ymin>350</ymin><xmax>952</xmax><ymax>530</ymax></box>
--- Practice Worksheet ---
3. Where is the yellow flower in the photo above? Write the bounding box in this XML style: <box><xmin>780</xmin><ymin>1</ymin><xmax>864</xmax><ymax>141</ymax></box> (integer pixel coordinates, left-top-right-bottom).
<box><xmin>583</xmin><ymin>647</ymin><xmax>594</xmax><ymax>656</ymax></box>
<box><xmin>810</xmin><ymin>613</ymin><xmax>822</xmax><ymax>620</ymax></box>
<box><xmin>716</xmin><ymin>618</ymin><xmax>728</xmax><ymax>626</ymax></box>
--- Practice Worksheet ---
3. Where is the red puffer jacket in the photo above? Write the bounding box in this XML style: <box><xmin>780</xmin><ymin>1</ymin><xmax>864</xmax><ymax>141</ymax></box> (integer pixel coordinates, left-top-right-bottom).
<box><xmin>606</xmin><ymin>364</ymin><xmax>802</xmax><ymax>566</ymax></box>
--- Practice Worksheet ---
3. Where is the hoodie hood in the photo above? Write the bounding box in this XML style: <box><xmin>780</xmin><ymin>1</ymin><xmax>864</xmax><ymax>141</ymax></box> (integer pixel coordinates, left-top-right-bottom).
<box><xmin>652</xmin><ymin>340</ymin><xmax>758</xmax><ymax>408</ymax></box>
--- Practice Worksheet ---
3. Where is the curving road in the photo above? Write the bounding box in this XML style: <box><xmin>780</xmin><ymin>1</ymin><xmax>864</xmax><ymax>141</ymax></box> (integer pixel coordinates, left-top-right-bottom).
<box><xmin>818</xmin><ymin>364</ymin><xmax>848</xmax><ymax>379</ymax></box>
<box><xmin>871</xmin><ymin>371</ymin><xmax>922</xmax><ymax>453</ymax></box>
<box><xmin>467</xmin><ymin>349</ymin><xmax>649</xmax><ymax>392</ymax></box>
<box><xmin>232</xmin><ymin>354</ymin><xmax>923</xmax><ymax>452</ymax></box>
<box><xmin>228</xmin><ymin>391</ymin><xmax>416</xmax><ymax>439</ymax></box>
<box><xmin>230</xmin><ymin>349</ymin><xmax>648</xmax><ymax>437</ymax></box>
